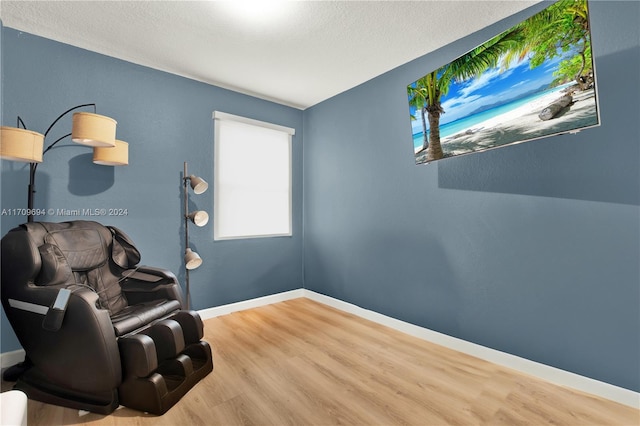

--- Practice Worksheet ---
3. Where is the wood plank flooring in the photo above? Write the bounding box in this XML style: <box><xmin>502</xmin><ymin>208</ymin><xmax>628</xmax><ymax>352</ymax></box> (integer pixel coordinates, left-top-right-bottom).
<box><xmin>3</xmin><ymin>298</ymin><xmax>639</xmax><ymax>425</ymax></box>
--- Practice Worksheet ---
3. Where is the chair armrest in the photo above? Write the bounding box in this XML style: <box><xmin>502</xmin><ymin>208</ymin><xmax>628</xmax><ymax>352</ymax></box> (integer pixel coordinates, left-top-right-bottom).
<box><xmin>121</xmin><ymin>266</ymin><xmax>177</xmax><ymax>288</ymax></box>
<box><xmin>4</xmin><ymin>286</ymin><xmax>122</xmax><ymax>394</ymax></box>
<box><xmin>120</xmin><ymin>266</ymin><xmax>185</xmax><ymax>308</ymax></box>
<box><xmin>42</xmin><ymin>288</ymin><xmax>71</xmax><ymax>331</ymax></box>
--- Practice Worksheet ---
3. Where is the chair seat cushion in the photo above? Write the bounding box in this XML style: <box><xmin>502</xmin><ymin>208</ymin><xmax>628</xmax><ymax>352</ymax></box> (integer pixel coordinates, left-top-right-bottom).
<box><xmin>111</xmin><ymin>300</ymin><xmax>182</xmax><ymax>336</ymax></box>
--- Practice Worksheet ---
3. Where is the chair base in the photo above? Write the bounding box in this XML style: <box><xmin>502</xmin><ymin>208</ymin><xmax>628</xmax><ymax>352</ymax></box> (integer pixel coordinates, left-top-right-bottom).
<box><xmin>118</xmin><ymin>341</ymin><xmax>213</xmax><ymax>415</ymax></box>
<box><xmin>12</xmin><ymin>342</ymin><xmax>213</xmax><ymax>416</ymax></box>
<box><xmin>2</xmin><ymin>358</ymin><xmax>32</xmax><ymax>382</ymax></box>
<box><xmin>14</xmin><ymin>367</ymin><xmax>119</xmax><ymax>415</ymax></box>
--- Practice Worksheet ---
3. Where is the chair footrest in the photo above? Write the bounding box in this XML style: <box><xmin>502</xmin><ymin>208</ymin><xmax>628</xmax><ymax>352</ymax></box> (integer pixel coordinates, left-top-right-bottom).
<box><xmin>167</xmin><ymin>310</ymin><xmax>204</xmax><ymax>345</ymax></box>
<box><xmin>140</xmin><ymin>319</ymin><xmax>185</xmax><ymax>362</ymax></box>
<box><xmin>118</xmin><ymin>341</ymin><xmax>213</xmax><ymax>415</ymax></box>
<box><xmin>119</xmin><ymin>318</ymin><xmax>187</xmax><ymax>378</ymax></box>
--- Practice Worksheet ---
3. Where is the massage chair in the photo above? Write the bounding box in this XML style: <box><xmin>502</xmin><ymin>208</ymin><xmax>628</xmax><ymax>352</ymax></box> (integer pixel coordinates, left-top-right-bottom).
<box><xmin>0</xmin><ymin>220</ymin><xmax>213</xmax><ymax>414</ymax></box>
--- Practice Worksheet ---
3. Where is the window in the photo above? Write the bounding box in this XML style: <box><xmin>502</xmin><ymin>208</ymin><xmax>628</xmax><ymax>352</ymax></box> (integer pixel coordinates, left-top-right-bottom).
<box><xmin>213</xmin><ymin>111</ymin><xmax>295</xmax><ymax>240</ymax></box>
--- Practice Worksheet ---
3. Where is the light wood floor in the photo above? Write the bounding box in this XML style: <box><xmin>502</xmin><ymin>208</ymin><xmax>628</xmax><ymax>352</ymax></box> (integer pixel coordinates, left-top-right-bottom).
<box><xmin>3</xmin><ymin>298</ymin><xmax>639</xmax><ymax>425</ymax></box>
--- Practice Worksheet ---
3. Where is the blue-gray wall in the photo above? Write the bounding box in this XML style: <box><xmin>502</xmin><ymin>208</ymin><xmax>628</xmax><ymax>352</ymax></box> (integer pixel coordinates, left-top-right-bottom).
<box><xmin>303</xmin><ymin>1</ymin><xmax>639</xmax><ymax>392</ymax></box>
<box><xmin>1</xmin><ymin>28</ymin><xmax>303</xmax><ymax>352</ymax></box>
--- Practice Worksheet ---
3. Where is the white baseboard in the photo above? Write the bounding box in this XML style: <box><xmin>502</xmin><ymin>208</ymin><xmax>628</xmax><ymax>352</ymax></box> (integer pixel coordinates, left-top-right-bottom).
<box><xmin>0</xmin><ymin>349</ymin><xmax>25</xmax><ymax>369</ymax></box>
<box><xmin>1</xmin><ymin>290</ymin><xmax>304</xmax><ymax>369</ymax></box>
<box><xmin>302</xmin><ymin>289</ymin><xmax>640</xmax><ymax>410</ymax></box>
<box><xmin>197</xmin><ymin>289</ymin><xmax>304</xmax><ymax>320</ymax></box>
<box><xmin>2</xmin><ymin>288</ymin><xmax>638</xmax><ymax>410</ymax></box>
<box><xmin>0</xmin><ymin>290</ymin><xmax>303</xmax><ymax>369</ymax></box>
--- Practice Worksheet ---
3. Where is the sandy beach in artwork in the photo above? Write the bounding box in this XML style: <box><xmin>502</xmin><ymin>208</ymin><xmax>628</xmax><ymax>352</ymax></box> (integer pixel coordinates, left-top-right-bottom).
<box><xmin>415</xmin><ymin>87</ymin><xmax>599</xmax><ymax>164</ymax></box>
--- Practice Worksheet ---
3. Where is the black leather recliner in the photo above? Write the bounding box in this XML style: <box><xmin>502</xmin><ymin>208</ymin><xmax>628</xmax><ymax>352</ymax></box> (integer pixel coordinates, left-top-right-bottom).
<box><xmin>0</xmin><ymin>220</ymin><xmax>213</xmax><ymax>415</ymax></box>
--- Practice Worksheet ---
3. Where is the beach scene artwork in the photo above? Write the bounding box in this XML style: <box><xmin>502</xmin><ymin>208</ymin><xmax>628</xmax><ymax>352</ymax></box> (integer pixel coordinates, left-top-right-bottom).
<box><xmin>408</xmin><ymin>0</ymin><xmax>599</xmax><ymax>165</ymax></box>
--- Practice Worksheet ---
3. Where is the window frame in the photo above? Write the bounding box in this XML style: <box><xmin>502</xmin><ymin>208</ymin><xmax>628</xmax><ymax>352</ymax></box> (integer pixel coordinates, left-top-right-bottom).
<box><xmin>212</xmin><ymin>111</ymin><xmax>295</xmax><ymax>241</ymax></box>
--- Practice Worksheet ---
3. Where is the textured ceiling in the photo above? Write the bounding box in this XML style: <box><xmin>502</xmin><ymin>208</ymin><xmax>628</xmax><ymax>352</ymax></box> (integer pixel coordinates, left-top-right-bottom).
<box><xmin>0</xmin><ymin>1</ymin><xmax>541</xmax><ymax>109</ymax></box>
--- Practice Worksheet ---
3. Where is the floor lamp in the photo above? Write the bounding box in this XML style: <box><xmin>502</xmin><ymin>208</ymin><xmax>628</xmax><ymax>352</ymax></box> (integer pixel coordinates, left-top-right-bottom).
<box><xmin>183</xmin><ymin>161</ymin><xmax>209</xmax><ymax>309</ymax></box>
<box><xmin>0</xmin><ymin>104</ymin><xmax>129</xmax><ymax>382</ymax></box>
<box><xmin>1</xmin><ymin>104</ymin><xmax>129</xmax><ymax>222</ymax></box>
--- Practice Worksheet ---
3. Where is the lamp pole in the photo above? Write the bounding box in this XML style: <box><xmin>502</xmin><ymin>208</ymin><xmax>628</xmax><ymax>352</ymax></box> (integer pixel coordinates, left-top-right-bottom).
<box><xmin>181</xmin><ymin>161</ymin><xmax>207</xmax><ymax>310</ymax></box>
<box><xmin>183</xmin><ymin>161</ymin><xmax>191</xmax><ymax>309</ymax></box>
<box><xmin>20</xmin><ymin>104</ymin><xmax>97</xmax><ymax>222</ymax></box>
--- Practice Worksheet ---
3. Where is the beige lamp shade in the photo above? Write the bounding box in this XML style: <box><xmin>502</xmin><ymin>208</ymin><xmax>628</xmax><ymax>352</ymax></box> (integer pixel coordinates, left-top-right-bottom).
<box><xmin>189</xmin><ymin>175</ymin><xmax>208</xmax><ymax>194</ymax></box>
<box><xmin>72</xmin><ymin>112</ymin><xmax>117</xmax><ymax>147</ymax></box>
<box><xmin>185</xmin><ymin>248</ymin><xmax>203</xmax><ymax>270</ymax></box>
<box><xmin>188</xmin><ymin>210</ymin><xmax>209</xmax><ymax>227</ymax></box>
<box><xmin>0</xmin><ymin>126</ymin><xmax>44</xmax><ymax>163</ymax></box>
<box><xmin>93</xmin><ymin>140</ymin><xmax>129</xmax><ymax>166</ymax></box>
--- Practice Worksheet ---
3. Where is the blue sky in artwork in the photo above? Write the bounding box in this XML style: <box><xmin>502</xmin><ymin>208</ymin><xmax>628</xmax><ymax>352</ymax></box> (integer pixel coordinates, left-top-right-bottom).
<box><xmin>441</xmin><ymin>55</ymin><xmax>562</xmax><ymax>123</ymax></box>
<box><xmin>409</xmin><ymin>52</ymin><xmax>564</xmax><ymax>133</ymax></box>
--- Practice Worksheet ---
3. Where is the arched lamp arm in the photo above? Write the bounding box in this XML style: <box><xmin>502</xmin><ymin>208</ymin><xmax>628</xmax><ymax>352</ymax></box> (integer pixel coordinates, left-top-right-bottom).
<box><xmin>26</xmin><ymin>103</ymin><xmax>97</xmax><ymax>221</ymax></box>
<box><xmin>17</xmin><ymin>116</ymin><xmax>27</xmax><ymax>130</ymax></box>
<box><xmin>42</xmin><ymin>103</ymin><xmax>95</xmax><ymax>139</ymax></box>
<box><xmin>30</xmin><ymin>131</ymin><xmax>72</xmax><ymax>180</ymax></box>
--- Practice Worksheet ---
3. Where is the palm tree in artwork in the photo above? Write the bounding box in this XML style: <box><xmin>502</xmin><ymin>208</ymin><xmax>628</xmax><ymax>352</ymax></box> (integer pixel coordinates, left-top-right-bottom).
<box><xmin>414</xmin><ymin>28</ymin><xmax>527</xmax><ymax>162</ymax></box>
<box><xmin>411</xmin><ymin>0</ymin><xmax>593</xmax><ymax>163</ymax></box>
<box><xmin>407</xmin><ymin>77</ymin><xmax>430</xmax><ymax>152</ymax></box>
<box><xmin>503</xmin><ymin>0</ymin><xmax>593</xmax><ymax>89</ymax></box>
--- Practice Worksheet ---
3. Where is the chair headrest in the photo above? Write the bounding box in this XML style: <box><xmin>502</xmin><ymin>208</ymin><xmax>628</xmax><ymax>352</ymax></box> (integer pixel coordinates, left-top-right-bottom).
<box><xmin>23</xmin><ymin>221</ymin><xmax>110</xmax><ymax>271</ymax></box>
<box><xmin>21</xmin><ymin>221</ymin><xmax>141</xmax><ymax>280</ymax></box>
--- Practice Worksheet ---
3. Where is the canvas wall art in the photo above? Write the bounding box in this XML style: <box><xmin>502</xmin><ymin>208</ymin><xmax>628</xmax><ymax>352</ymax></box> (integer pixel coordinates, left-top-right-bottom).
<box><xmin>408</xmin><ymin>0</ymin><xmax>599</xmax><ymax>165</ymax></box>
